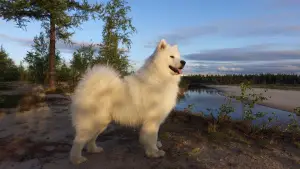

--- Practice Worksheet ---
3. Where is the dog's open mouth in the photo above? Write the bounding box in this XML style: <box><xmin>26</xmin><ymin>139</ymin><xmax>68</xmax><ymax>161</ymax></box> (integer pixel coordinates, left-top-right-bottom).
<box><xmin>169</xmin><ymin>65</ymin><xmax>183</xmax><ymax>74</ymax></box>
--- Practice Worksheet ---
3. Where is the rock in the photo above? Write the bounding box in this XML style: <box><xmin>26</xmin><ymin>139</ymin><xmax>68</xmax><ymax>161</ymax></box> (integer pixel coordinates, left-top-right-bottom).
<box><xmin>43</xmin><ymin>146</ymin><xmax>55</xmax><ymax>152</ymax></box>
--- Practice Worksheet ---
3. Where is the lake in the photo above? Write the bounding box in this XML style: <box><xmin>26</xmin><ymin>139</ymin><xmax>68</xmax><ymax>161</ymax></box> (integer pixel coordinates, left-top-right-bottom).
<box><xmin>175</xmin><ymin>87</ymin><xmax>300</xmax><ymax>126</ymax></box>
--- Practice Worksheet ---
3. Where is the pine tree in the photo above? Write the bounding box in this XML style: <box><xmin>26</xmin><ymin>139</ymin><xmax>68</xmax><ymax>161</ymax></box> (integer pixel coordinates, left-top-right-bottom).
<box><xmin>0</xmin><ymin>0</ymin><xmax>103</xmax><ymax>89</ymax></box>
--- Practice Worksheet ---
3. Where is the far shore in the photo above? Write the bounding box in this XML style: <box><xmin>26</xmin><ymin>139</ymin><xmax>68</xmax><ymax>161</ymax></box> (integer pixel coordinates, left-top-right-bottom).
<box><xmin>205</xmin><ymin>85</ymin><xmax>300</xmax><ymax>113</ymax></box>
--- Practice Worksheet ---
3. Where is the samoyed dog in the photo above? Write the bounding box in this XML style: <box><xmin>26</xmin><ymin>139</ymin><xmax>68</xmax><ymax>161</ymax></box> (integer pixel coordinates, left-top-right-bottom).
<box><xmin>69</xmin><ymin>39</ymin><xmax>186</xmax><ymax>164</ymax></box>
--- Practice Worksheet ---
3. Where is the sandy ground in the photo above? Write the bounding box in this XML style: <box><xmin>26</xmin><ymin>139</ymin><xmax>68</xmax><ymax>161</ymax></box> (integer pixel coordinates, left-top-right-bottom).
<box><xmin>0</xmin><ymin>96</ymin><xmax>299</xmax><ymax>169</ymax></box>
<box><xmin>1</xmin><ymin>83</ymin><xmax>300</xmax><ymax>169</ymax></box>
<box><xmin>207</xmin><ymin>85</ymin><xmax>300</xmax><ymax>112</ymax></box>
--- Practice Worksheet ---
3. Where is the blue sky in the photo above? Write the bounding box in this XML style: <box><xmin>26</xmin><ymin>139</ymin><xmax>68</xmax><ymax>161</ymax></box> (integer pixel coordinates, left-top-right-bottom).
<box><xmin>1</xmin><ymin>0</ymin><xmax>300</xmax><ymax>74</ymax></box>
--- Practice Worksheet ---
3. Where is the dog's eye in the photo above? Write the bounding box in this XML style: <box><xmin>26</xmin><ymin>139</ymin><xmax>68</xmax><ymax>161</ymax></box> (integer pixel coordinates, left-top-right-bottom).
<box><xmin>170</xmin><ymin>56</ymin><xmax>174</xmax><ymax>59</ymax></box>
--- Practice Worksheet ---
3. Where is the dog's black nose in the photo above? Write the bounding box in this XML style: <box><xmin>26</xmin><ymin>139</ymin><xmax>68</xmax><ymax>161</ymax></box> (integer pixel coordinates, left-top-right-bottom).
<box><xmin>180</xmin><ymin>60</ymin><xmax>186</xmax><ymax>66</ymax></box>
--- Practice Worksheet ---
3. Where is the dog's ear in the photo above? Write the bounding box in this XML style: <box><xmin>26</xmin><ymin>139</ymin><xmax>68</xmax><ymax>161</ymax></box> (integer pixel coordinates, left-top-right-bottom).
<box><xmin>157</xmin><ymin>39</ymin><xmax>167</xmax><ymax>50</ymax></box>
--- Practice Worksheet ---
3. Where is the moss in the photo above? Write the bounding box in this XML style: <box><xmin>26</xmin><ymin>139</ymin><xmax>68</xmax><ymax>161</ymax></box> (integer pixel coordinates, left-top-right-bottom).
<box><xmin>188</xmin><ymin>147</ymin><xmax>202</xmax><ymax>156</ymax></box>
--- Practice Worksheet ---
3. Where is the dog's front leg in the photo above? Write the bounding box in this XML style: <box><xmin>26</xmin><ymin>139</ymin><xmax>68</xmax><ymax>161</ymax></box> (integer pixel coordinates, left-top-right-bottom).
<box><xmin>139</xmin><ymin>122</ymin><xmax>165</xmax><ymax>158</ymax></box>
<box><xmin>156</xmin><ymin>140</ymin><xmax>162</xmax><ymax>148</ymax></box>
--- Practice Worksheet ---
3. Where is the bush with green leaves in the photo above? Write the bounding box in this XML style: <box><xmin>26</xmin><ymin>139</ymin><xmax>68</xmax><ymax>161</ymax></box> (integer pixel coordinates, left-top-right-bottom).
<box><xmin>24</xmin><ymin>32</ymin><xmax>62</xmax><ymax>84</ymax></box>
<box><xmin>0</xmin><ymin>45</ymin><xmax>20</xmax><ymax>81</ymax></box>
<box><xmin>228</xmin><ymin>81</ymin><xmax>269</xmax><ymax>121</ymax></box>
<box><xmin>294</xmin><ymin>107</ymin><xmax>300</xmax><ymax>116</ymax></box>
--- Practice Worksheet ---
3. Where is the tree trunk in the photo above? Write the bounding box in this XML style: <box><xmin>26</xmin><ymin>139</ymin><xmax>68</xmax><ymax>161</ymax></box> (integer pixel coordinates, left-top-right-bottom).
<box><xmin>49</xmin><ymin>15</ymin><xmax>56</xmax><ymax>89</ymax></box>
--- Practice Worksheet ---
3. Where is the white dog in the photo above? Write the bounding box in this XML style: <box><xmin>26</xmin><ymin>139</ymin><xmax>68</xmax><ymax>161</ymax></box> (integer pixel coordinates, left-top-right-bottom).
<box><xmin>69</xmin><ymin>39</ymin><xmax>186</xmax><ymax>164</ymax></box>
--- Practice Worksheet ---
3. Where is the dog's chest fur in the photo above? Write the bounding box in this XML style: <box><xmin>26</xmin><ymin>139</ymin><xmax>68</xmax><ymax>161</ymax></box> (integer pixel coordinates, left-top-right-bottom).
<box><xmin>138</xmin><ymin>80</ymin><xmax>179</xmax><ymax>113</ymax></box>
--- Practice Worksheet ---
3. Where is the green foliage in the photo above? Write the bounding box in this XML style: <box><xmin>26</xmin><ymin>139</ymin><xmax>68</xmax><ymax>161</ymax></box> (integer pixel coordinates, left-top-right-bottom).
<box><xmin>207</xmin><ymin>98</ymin><xmax>235</xmax><ymax>124</ymax></box>
<box><xmin>294</xmin><ymin>107</ymin><xmax>300</xmax><ymax>116</ymax></box>
<box><xmin>229</xmin><ymin>81</ymin><xmax>269</xmax><ymax>121</ymax></box>
<box><xmin>259</xmin><ymin>112</ymin><xmax>279</xmax><ymax>130</ymax></box>
<box><xmin>70</xmin><ymin>44</ymin><xmax>96</xmax><ymax>84</ymax></box>
<box><xmin>286</xmin><ymin>113</ymin><xmax>300</xmax><ymax>133</ymax></box>
<box><xmin>0</xmin><ymin>0</ymin><xmax>104</xmax><ymax>88</ymax></box>
<box><xmin>0</xmin><ymin>0</ymin><xmax>137</xmax><ymax>87</ymax></box>
<box><xmin>183</xmin><ymin>81</ymin><xmax>300</xmax><ymax>135</ymax></box>
<box><xmin>96</xmin><ymin>0</ymin><xmax>136</xmax><ymax>76</ymax></box>
<box><xmin>0</xmin><ymin>0</ymin><xmax>103</xmax><ymax>42</ymax></box>
<box><xmin>24</xmin><ymin>32</ymin><xmax>61</xmax><ymax>84</ymax></box>
<box><xmin>0</xmin><ymin>45</ymin><xmax>20</xmax><ymax>81</ymax></box>
<box><xmin>18</xmin><ymin>61</ymin><xmax>29</xmax><ymax>81</ymax></box>
<box><xmin>56</xmin><ymin>59</ymin><xmax>72</xmax><ymax>82</ymax></box>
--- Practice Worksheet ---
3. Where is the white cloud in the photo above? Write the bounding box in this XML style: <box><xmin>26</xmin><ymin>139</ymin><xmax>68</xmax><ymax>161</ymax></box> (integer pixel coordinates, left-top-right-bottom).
<box><xmin>217</xmin><ymin>66</ymin><xmax>244</xmax><ymax>72</ymax></box>
<box><xmin>282</xmin><ymin>65</ymin><xmax>300</xmax><ymax>71</ymax></box>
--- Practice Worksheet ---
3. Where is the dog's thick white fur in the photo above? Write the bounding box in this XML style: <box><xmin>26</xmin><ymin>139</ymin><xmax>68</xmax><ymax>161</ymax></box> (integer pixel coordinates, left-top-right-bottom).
<box><xmin>69</xmin><ymin>39</ymin><xmax>186</xmax><ymax>164</ymax></box>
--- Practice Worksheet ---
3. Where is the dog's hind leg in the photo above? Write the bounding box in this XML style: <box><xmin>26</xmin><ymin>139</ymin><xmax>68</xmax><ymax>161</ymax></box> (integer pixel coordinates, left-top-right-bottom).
<box><xmin>70</xmin><ymin>128</ymin><xmax>96</xmax><ymax>165</ymax></box>
<box><xmin>139</xmin><ymin>121</ymin><xmax>165</xmax><ymax>158</ymax></box>
<box><xmin>87</xmin><ymin>123</ymin><xmax>109</xmax><ymax>153</ymax></box>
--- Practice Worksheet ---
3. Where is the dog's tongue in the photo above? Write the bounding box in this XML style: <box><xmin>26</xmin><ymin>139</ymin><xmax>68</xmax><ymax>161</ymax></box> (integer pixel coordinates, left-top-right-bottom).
<box><xmin>178</xmin><ymin>69</ymin><xmax>182</xmax><ymax>74</ymax></box>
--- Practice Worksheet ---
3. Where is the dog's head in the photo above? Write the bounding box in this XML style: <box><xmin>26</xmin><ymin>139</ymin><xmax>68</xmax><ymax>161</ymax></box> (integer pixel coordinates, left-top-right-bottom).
<box><xmin>152</xmin><ymin>39</ymin><xmax>186</xmax><ymax>76</ymax></box>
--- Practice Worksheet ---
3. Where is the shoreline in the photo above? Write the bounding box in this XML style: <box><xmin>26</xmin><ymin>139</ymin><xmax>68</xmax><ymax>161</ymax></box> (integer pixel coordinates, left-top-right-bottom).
<box><xmin>206</xmin><ymin>85</ymin><xmax>300</xmax><ymax>113</ymax></box>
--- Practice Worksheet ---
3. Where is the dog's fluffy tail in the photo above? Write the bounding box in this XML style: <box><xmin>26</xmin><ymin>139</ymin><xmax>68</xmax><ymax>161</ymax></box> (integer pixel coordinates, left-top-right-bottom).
<box><xmin>71</xmin><ymin>65</ymin><xmax>122</xmax><ymax>112</ymax></box>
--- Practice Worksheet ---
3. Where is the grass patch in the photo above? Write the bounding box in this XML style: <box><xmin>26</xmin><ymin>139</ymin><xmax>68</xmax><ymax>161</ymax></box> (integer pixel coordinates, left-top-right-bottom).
<box><xmin>0</xmin><ymin>94</ymin><xmax>23</xmax><ymax>108</ymax></box>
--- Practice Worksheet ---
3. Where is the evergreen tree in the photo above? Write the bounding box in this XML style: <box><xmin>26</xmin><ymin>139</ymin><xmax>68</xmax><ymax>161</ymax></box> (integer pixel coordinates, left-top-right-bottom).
<box><xmin>0</xmin><ymin>0</ymin><xmax>103</xmax><ymax>89</ymax></box>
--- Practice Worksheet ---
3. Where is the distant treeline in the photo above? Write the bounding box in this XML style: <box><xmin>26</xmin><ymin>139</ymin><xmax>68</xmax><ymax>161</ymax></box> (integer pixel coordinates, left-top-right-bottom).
<box><xmin>182</xmin><ymin>74</ymin><xmax>300</xmax><ymax>85</ymax></box>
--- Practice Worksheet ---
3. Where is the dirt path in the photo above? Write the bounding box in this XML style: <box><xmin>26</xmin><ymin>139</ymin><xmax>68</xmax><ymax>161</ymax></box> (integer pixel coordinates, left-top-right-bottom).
<box><xmin>207</xmin><ymin>85</ymin><xmax>300</xmax><ymax>112</ymax></box>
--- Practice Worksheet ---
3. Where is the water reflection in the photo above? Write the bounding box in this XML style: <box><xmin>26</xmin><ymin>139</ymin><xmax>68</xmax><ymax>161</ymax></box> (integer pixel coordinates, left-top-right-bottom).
<box><xmin>176</xmin><ymin>87</ymin><xmax>300</xmax><ymax>126</ymax></box>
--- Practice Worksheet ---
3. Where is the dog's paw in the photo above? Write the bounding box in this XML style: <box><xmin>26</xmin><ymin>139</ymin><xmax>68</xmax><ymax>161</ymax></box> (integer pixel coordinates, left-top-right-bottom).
<box><xmin>87</xmin><ymin>146</ymin><xmax>103</xmax><ymax>153</ymax></box>
<box><xmin>146</xmin><ymin>149</ymin><xmax>165</xmax><ymax>158</ymax></box>
<box><xmin>157</xmin><ymin>141</ymin><xmax>162</xmax><ymax>148</ymax></box>
<box><xmin>70</xmin><ymin>156</ymin><xmax>87</xmax><ymax>165</ymax></box>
